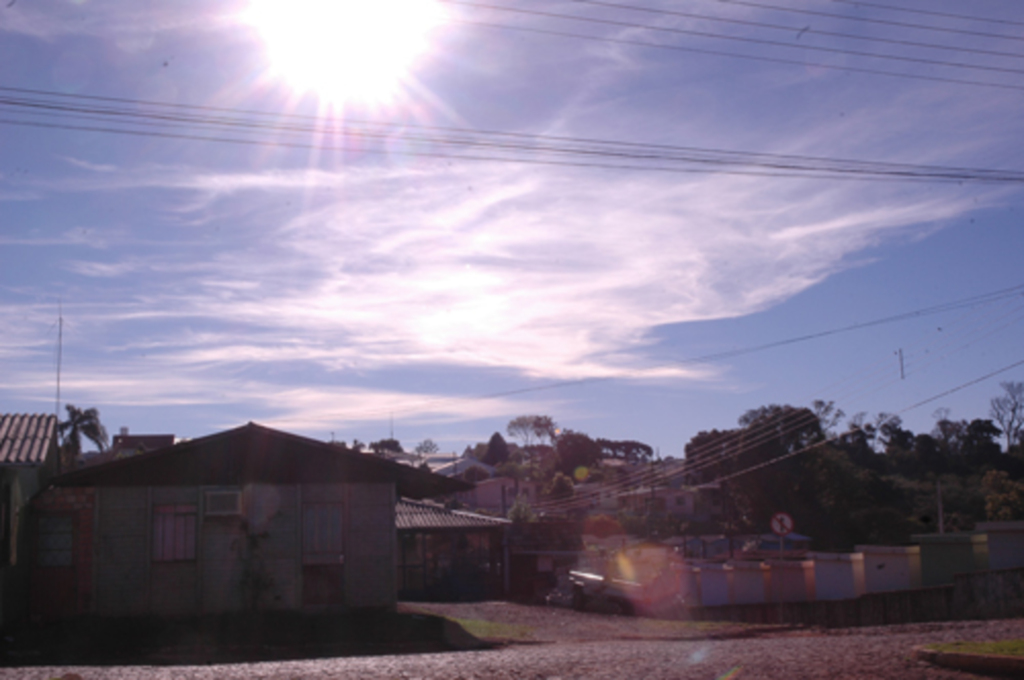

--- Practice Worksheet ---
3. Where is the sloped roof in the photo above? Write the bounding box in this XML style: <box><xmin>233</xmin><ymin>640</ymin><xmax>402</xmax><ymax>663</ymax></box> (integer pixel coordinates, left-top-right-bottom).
<box><xmin>396</xmin><ymin>498</ymin><xmax>509</xmax><ymax>530</ymax></box>
<box><xmin>0</xmin><ymin>414</ymin><xmax>57</xmax><ymax>466</ymax></box>
<box><xmin>431</xmin><ymin>457</ymin><xmax>495</xmax><ymax>478</ymax></box>
<box><xmin>56</xmin><ymin>422</ymin><xmax>471</xmax><ymax>499</ymax></box>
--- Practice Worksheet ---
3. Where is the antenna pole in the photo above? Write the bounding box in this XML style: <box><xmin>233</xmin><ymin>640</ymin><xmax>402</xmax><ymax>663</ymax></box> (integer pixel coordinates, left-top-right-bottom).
<box><xmin>55</xmin><ymin>302</ymin><xmax>63</xmax><ymax>419</ymax></box>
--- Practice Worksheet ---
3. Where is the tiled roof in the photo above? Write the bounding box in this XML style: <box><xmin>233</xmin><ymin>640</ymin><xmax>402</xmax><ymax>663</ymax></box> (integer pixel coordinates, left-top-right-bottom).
<box><xmin>0</xmin><ymin>414</ymin><xmax>58</xmax><ymax>466</ymax></box>
<box><xmin>396</xmin><ymin>498</ymin><xmax>510</xmax><ymax>531</ymax></box>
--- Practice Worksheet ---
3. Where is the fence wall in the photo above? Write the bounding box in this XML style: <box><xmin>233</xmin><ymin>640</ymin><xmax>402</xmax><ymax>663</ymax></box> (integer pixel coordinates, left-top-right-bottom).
<box><xmin>686</xmin><ymin>566</ymin><xmax>1024</xmax><ymax>628</ymax></box>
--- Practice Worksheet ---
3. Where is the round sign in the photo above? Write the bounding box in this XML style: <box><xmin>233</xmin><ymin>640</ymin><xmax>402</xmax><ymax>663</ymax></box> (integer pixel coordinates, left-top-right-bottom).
<box><xmin>770</xmin><ymin>512</ymin><xmax>794</xmax><ymax>536</ymax></box>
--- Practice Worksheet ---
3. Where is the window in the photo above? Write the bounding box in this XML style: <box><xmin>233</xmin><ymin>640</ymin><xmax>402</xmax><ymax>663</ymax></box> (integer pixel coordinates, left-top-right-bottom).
<box><xmin>37</xmin><ymin>515</ymin><xmax>74</xmax><ymax>567</ymax></box>
<box><xmin>152</xmin><ymin>504</ymin><xmax>197</xmax><ymax>561</ymax></box>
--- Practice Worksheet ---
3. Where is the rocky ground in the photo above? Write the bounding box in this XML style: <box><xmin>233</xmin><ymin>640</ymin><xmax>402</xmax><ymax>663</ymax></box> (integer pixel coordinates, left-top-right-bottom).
<box><xmin>6</xmin><ymin>603</ymin><xmax>1024</xmax><ymax>679</ymax></box>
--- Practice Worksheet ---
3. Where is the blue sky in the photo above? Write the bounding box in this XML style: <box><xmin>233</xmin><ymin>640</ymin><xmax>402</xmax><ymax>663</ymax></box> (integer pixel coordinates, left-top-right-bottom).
<box><xmin>2</xmin><ymin>0</ymin><xmax>1023</xmax><ymax>456</ymax></box>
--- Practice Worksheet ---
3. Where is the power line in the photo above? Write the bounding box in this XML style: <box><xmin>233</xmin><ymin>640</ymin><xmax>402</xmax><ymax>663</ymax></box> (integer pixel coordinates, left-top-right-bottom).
<box><xmin>827</xmin><ymin>0</ymin><xmax>1024</xmax><ymax>28</ymax></box>
<box><xmin>529</xmin><ymin>297</ymin><xmax>1024</xmax><ymax>513</ymax></box>
<box><xmin>654</xmin><ymin>284</ymin><xmax>1024</xmax><ymax>366</ymax></box>
<box><xmin>447</xmin><ymin>1</ymin><xmax>1024</xmax><ymax>77</ymax></box>
<box><xmin>694</xmin><ymin>0</ymin><xmax>1024</xmax><ymax>43</ymax></box>
<box><xmin>326</xmin><ymin>283</ymin><xmax>1024</xmax><ymax>434</ymax></box>
<box><xmin>459</xmin><ymin>19</ymin><xmax>1024</xmax><ymax>94</ymax></box>
<box><xmin>711</xmin><ymin>355</ymin><xmax>1024</xmax><ymax>485</ymax></box>
<box><xmin>546</xmin><ymin>0</ymin><xmax>1024</xmax><ymax>60</ymax></box>
<box><xmin>5</xmin><ymin>87</ymin><xmax>1024</xmax><ymax>183</ymax></box>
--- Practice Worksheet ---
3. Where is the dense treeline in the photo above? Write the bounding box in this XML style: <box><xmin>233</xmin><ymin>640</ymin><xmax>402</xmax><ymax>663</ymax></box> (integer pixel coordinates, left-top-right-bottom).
<box><xmin>685</xmin><ymin>382</ymin><xmax>1024</xmax><ymax>549</ymax></box>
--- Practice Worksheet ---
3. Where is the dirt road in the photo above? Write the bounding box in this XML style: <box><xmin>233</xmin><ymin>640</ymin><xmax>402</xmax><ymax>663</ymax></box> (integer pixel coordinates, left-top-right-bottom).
<box><xmin>6</xmin><ymin>604</ymin><xmax>1023</xmax><ymax>679</ymax></box>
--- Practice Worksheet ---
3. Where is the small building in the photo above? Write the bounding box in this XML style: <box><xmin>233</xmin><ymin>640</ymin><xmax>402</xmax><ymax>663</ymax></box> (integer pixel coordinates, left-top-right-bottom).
<box><xmin>29</xmin><ymin>422</ymin><xmax>467</xmax><ymax>619</ymax></box>
<box><xmin>912</xmin><ymin>532</ymin><xmax>989</xmax><ymax>587</ymax></box>
<box><xmin>395</xmin><ymin>498</ymin><xmax>508</xmax><ymax>601</ymax></box>
<box><xmin>975</xmin><ymin>521</ymin><xmax>1024</xmax><ymax>570</ymax></box>
<box><xmin>0</xmin><ymin>414</ymin><xmax>59</xmax><ymax>625</ymax></box>
<box><xmin>81</xmin><ymin>427</ymin><xmax>175</xmax><ymax>467</ymax></box>
<box><xmin>454</xmin><ymin>476</ymin><xmax>541</xmax><ymax>515</ymax></box>
<box><xmin>430</xmin><ymin>457</ymin><xmax>496</xmax><ymax>481</ymax></box>
<box><xmin>855</xmin><ymin>544</ymin><xmax>921</xmax><ymax>593</ymax></box>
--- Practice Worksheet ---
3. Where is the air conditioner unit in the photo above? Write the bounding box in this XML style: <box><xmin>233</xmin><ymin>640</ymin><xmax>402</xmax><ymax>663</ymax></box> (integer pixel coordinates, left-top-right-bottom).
<box><xmin>205</xmin><ymin>489</ymin><xmax>242</xmax><ymax>516</ymax></box>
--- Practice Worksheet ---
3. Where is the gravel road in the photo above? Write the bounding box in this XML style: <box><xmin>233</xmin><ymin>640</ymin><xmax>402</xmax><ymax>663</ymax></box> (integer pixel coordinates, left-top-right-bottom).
<box><xmin>6</xmin><ymin>609</ymin><xmax>1024</xmax><ymax>679</ymax></box>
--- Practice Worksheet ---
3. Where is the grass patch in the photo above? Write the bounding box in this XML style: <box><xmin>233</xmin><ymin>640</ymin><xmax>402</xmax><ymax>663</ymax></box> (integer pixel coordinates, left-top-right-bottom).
<box><xmin>449</xmin><ymin>618</ymin><xmax>535</xmax><ymax>642</ymax></box>
<box><xmin>929</xmin><ymin>640</ymin><xmax>1024</xmax><ymax>657</ymax></box>
<box><xmin>633</xmin><ymin>618</ymin><xmax>739</xmax><ymax>634</ymax></box>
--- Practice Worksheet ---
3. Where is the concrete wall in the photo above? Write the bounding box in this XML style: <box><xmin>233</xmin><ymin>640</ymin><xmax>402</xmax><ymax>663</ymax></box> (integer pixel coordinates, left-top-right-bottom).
<box><xmin>697</xmin><ymin>563</ymin><xmax>732</xmax><ymax>607</ymax></box>
<box><xmin>730</xmin><ymin>561</ymin><xmax>770</xmax><ymax>605</ymax></box>
<box><xmin>856</xmin><ymin>544</ymin><xmax>921</xmax><ymax>593</ymax></box>
<box><xmin>914</xmin><ymin>533</ymin><xmax>989</xmax><ymax>587</ymax></box>
<box><xmin>767</xmin><ymin>560</ymin><xmax>815</xmax><ymax>602</ymax></box>
<box><xmin>809</xmin><ymin>552</ymin><xmax>865</xmax><ymax>601</ymax></box>
<box><xmin>976</xmin><ymin>522</ymin><xmax>1024</xmax><ymax>571</ymax></box>
<box><xmin>687</xmin><ymin>567</ymin><xmax>1024</xmax><ymax>629</ymax></box>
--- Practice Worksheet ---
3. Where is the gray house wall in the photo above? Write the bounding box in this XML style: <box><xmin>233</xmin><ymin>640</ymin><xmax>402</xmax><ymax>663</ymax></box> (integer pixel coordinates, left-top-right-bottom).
<box><xmin>347</xmin><ymin>483</ymin><xmax>396</xmax><ymax>608</ymax></box>
<box><xmin>93</xmin><ymin>482</ymin><xmax>396</xmax><ymax>616</ymax></box>
<box><xmin>0</xmin><ymin>465</ymin><xmax>51</xmax><ymax>625</ymax></box>
<box><xmin>96</xmin><ymin>487</ymin><xmax>149</xmax><ymax>616</ymax></box>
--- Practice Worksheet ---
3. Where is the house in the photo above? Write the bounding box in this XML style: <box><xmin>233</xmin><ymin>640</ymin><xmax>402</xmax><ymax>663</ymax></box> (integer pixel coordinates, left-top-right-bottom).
<box><xmin>29</xmin><ymin>422</ymin><xmax>468</xmax><ymax>620</ymax></box>
<box><xmin>395</xmin><ymin>498</ymin><xmax>509</xmax><ymax>601</ymax></box>
<box><xmin>80</xmin><ymin>427</ymin><xmax>175</xmax><ymax>467</ymax></box>
<box><xmin>0</xmin><ymin>414</ymin><xmax>59</xmax><ymax>625</ymax></box>
<box><xmin>430</xmin><ymin>457</ymin><xmax>496</xmax><ymax>481</ymax></box>
<box><xmin>454</xmin><ymin>476</ymin><xmax>542</xmax><ymax>515</ymax></box>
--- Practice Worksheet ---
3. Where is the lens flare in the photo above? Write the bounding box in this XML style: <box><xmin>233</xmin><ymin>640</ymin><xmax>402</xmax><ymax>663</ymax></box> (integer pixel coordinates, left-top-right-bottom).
<box><xmin>244</xmin><ymin>0</ymin><xmax>445</xmax><ymax>105</ymax></box>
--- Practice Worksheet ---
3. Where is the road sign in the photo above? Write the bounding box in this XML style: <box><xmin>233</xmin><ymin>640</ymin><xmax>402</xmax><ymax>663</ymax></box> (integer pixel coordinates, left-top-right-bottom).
<box><xmin>770</xmin><ymin>511</ymin><xmax>794</xmax><ymax>536</ymax></box>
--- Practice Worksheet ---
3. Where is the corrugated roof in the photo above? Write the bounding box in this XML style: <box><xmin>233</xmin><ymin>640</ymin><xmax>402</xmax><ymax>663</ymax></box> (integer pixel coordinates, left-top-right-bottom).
<box><xmin>0</xmin><ymin>414</ymin><xmax>58</xmax><ymax>466</ymax></box>
<box><xmin>396</xmin><ymin>498</ymin><xmax>510</xmax><ymax>531</ymax></box>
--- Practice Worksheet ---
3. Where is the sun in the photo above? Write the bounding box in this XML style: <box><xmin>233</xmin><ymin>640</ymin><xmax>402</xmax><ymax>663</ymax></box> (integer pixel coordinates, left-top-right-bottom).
<box><xmin>245</xmin><ymin>0</ymin><xmax>445</xmax><ymax>105</ymax></box>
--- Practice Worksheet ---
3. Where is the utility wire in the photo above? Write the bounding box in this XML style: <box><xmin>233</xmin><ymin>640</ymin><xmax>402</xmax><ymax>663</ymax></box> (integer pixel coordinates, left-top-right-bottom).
<box><xmin>512</xmin><ymin>0</ymin><xmax>1024</xmax><ymax>61</ymax></box>
<box><xmin>447</xmin><ymin>1</ymin><xmax>1024</xmax><ymax>77</ymax></box>
<box><xmin>5</xmin><ymin>88</ymin><xmax>1024</xmax><ymax>183</ymax></box>
<box><xmin>459</xmin><ymin>19</ymin><xmax>1024</xmax><ymax>93</ymax></box>
<box><xmin>828</xmin><ymin>0</ymin><xmax>1024</xmax><ymax>29</ymax></box>
<box><xmin>710</xmin><ymin>356</ymin><xmax>1024</xmax><ymax>485</ymax></box>
<box><xmin>540</xmin><ymin>0</ymin><xmax>1024</xmax><ymax>60</ymax></box>
<box><xmin>694</xmin><ymin>0</ymin><xmax>1024</xmax><ymax>43</ymax></box>
<box><xmin>531</xmin><ymin>298</ymin><xmax>1024</xmax><ymax>512</ymax></box>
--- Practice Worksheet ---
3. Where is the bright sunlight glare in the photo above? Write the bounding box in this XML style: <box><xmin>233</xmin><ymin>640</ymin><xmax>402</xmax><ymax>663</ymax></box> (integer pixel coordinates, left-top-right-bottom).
<box><xmin>245</xmin><ymin>0</ymin><xmax>445</xmax><ymax>105</ymax></box>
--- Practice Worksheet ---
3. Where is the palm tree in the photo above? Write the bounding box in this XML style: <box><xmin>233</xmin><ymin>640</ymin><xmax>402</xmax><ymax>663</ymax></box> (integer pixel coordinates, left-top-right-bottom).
<box><xmin>58</xmin><ymin>404</ymin><xmax>108</xmax><ymax>472</ymax></box>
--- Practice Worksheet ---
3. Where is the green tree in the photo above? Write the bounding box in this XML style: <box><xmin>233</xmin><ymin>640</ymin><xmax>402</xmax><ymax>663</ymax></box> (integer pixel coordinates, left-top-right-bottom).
<box><xmin>544</xmin><ymin>471</ymin><xmax>575</xmax><ymax>500</ymax></box>
<box><xmin>554</xmin><ymin>430</ymin><xmax>602</xmax><ymax>477</ymax></box>
<box><xmin>508</xmin><ymin>496</ymin><xmax>536</xmax><ymax>523</ymax></box>
<box><xmin>58</xmin><ymin>404</ymin><xmax>108</xmax><ymax>472</ymax></box>
<box><xmin>982</xmin><ymin>470</ymin><xmax>1024</xmax><ymax>521</ymax></box>
<box><xmin>483</xmin><ymin>432</ymin><xmax>511</xmax><ymax>466</ymax></box>
<box><xmin>369</xmin><ymin>438</ymin><xmax>403</xmax><ymax>456</ymax></box>
<box><xmin>506</xmin><ymin>415</ymin><xmax>557</xmax><ymax>449</ymax></box>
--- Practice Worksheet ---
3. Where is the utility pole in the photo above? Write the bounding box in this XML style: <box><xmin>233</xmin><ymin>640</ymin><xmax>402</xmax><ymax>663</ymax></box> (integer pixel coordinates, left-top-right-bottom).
<box><xmin>937</xmin><ymin>479</ymin><xmax>945</xmax><ymax>535</ymax></box>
